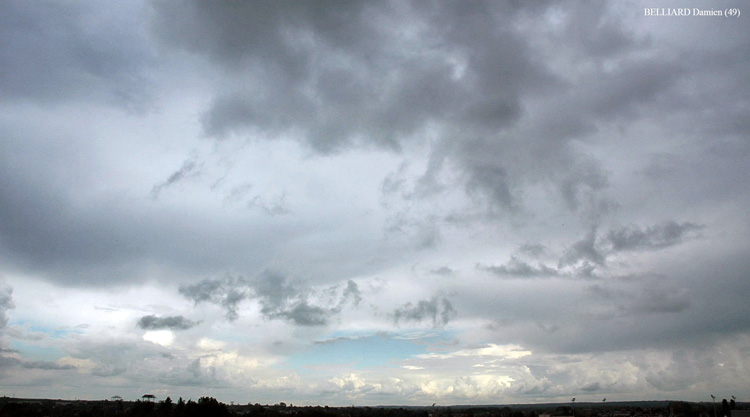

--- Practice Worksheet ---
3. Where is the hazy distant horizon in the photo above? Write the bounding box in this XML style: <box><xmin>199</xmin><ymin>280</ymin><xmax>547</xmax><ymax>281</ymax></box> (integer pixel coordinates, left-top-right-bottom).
<box><xmin>0</xmin><ymin>0</ymin><xmax>748</xmax><ymax>407</ymax></box>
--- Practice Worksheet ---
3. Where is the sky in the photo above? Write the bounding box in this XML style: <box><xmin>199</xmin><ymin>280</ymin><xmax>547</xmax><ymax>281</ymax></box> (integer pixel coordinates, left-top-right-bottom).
<box><xmin>0</xmin><ymin>0</ymin><xmax>749</xmax><ymax>407</ymax></box>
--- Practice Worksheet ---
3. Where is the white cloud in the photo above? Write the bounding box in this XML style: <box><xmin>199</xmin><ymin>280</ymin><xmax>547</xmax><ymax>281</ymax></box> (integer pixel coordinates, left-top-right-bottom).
<box><xmin>142</xmin><ymin>330</ymin><xmax>174</xmax><ymax>347</ymax></box>
<box><xmin>417</xmin><ymin>344</ymin><xmax>532</xmax><ymax>360</ymax></box>
<box><xmin>197</xmin><ymin>338</ymin><xmax>226</xmax><ymax>351</ymax></box>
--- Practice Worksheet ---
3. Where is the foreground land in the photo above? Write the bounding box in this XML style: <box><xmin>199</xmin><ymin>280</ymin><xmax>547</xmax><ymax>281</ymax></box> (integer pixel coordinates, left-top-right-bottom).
<box><xmin>0</xmin><ymin>397</ymin><xmax>744</xmax><ymax>417</ymax></box>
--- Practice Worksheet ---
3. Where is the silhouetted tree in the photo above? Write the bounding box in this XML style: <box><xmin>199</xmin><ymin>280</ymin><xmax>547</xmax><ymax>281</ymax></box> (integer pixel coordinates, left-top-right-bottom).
<box><xmin>128</xmin><ymin>400</ymin><xmax>156</xmax><ymax>417</ymax></box>
<box><xmin>179</xmin><ymin>397</ymin><xmax>229</xmax><ymax>417</ymax></box>
<box><xmin>670</xmin><ymin>401</ymin><xmax>701</xmax><ymax>417</ymax></box>
<box><xmin>175</xmin><ymin>397</ymin><xmax>185</xmax><ymax>415</ymax></box>
<box><xmin>159</xmin><ymin>397</ymin><xmax>174</xmax><ymax>417</ymax></box>
<box><xmin>722</xmin><ymin>399</ymin><xmax>731</xmax><ymax>417</ymax></box>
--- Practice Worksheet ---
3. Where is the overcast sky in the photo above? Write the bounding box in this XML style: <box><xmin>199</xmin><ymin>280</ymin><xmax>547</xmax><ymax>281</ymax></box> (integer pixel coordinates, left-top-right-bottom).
<box><xmin>1</xmin><ymin>0</ymin><xmax>749</xmax><ymax>406</ymax></box>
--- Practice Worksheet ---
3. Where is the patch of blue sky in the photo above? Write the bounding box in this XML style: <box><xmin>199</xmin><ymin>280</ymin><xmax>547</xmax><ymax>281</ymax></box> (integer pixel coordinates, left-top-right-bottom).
<box><xmin>285</xmin><ymin>330</ymin><xmax>454</xmax><ymax>372</ymax></box>
<box><xmin>30</xmin><ymin>325</ymin><xmax>81</xmax><ymax>338</ymax></box>
<box><xmin>391</xmin><ymin>328</ymin><xmax>455</xmax><ymax>341</ymax></box>
<box><xmin>10</xmin><ymin>321</ymin><xmax>84</xmax><ymax>339</ymax></box>
<box><xmin>10</xmin><ymin>341</ymin><xmax>65</xmax><ymax>362</ymax></box>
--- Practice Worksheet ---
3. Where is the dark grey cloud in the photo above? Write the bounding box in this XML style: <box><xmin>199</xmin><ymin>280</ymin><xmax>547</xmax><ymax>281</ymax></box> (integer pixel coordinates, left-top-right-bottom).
<box><xmin>393</xmin><ymin>296</ymin><xmax>456</xmax><ymax>328</ymax></box>
<box><xmin>558</xmin><ymin>2</ymin><xmax>638</xmax><ymax>58</ymax></box>
<box><xmin>0</xmin><ymin>0</ymin><xmax>153</xmax><ymax>109</ymax></box>
<box><xmin>0</xmin><ymin>130</ymin><xmax>285</xmax><ymax>287</ymax></box>
<box><xmin>179</xmin><ymin>275</ymin><xmax>250</xmax><ymax>321</ymax></box>
<box><xmin>477</xmin><ymin>248</ymin><xmax>750</xmax><ymax>356</ymax></box>
<box><xmin>22</xmin><ymin>360</ymin><xmax>77</xmax><ymax>371</ymax></box>
<box><xmin>1</xmin><ymin>0</ymin><xmax>737</xmax><ymax>296</ymax></box>
<box><xmin>587</xmin><ymin>59</ymin><xmax>683</xmax><ymax>121</ymax></box>
<box><xmin>518</xmin><ymin>243</ymin><xmax>547</xmax><ymax>258</ymax></box>
<box><xmin>580</xmin><ymin>382</ymin><xmax>602</xmax><ymax>392</ymax></box>
<box><xmin>272</xmin><ymin>302</ymin><xmax>330</xmax><ymax>327</ymax></box>
<box><xmin>137</xmin><ymin>315</ymin><xmax>199</xmax><ymax>330</ymax></box>
<box><xmin>252</xmin><ymin>272</ymin><xmax>307</xmax><ymax>322</ymax></box>
<box><xmin>381</xmin><ymin>163</ymin><xmax>409</xmax><ymax>198</ymax></box>
<box><xmin>559</xmin><ymin>221</ymin><xmax>704</xmax><ymax>269</ymax></box>
<box><xmin>151</xmin><ymin>0</ymin><xmax>585</xmax><ymax>215</ymax></box>
<box><xmin>151</xmin><ymin>159</ymin><xmax>201</xmax><ymax>200</ymax></box>
<box><xmin>557</xmin><ymin>158</ymin><xmax>609</xmax><ymax>213</ymax></box>
<box><xmin>180</xmin><ymin>272</ymin><xmax>360</xmax><ymax>325</ymax></box>
<box><xmin>0</xmin><ymin>280</ymin><xmax>13</xmax><ymax>329</ymax></box>
<box><xmin>431</xmin><ymin>267</ymin><xmax>455</xmax><ymax>276</ymax></box>
<box><xmin>587</xmin><ymin>280</ymin><xmax>692</xmax><ymax>317</ymax></box>
<box><xmin>384</xmin><ymin>213</ymin><xmax>443</xmax><ymax>251</ymax></box>
<box><xmin>627</xmin><ymin>288</ymin><xmax>691</xmax><ymax>315</ymax></box>
<box><xmin>254</xmin><ymin>273</ymin><xmax>362</xmax><ymax>326</ymax></box>
<box><xmin>342</xmin><ymin>280</ymin><xmax>362</xmax><ymax>307</ymax></box>
<box><xmin>479</xmin><ymin>257</ymin><xmax>559</xmax><ymax>279</ymax></box>
<box><xmin>559</xmin><ymin>228</ymin><xmax>606</xmax><ymax>268</ymax></box>
<box><xmin>154</xmin><ymin>0</ymin><xmax>480</xmax><ymax>152</ymax></box>
<box><xmin>223</xmin><ymin>183</ymin><xmax>253</xmax><ymax>205</ymax></box>
<box><xmin>247</xmin><ymin>193</ymin><xmax>291</xmax><ymax>216</ymax></box>
<box><xmin>605</xmin><ymin>221</ymin><xmax>704</xmax><ymax>252</ymax></box>
<box><xmin>479</xmin><ymin>259</ymin><xmax>597</xmax><ymax>282</ymax></box>
<box><xmin>0</xmin><ymin>355</ymin><xmax>18</xmax><ymax>369</ymax></box>
<box><xmin>465</xmin><ymin>165</ymin><xmax>517</xmax><ymax>212</ymax></box>
<box><xmin>479</xmin><ymin>239</ymin><xmax>602</xmax><ymax>281</ymax></box>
